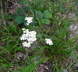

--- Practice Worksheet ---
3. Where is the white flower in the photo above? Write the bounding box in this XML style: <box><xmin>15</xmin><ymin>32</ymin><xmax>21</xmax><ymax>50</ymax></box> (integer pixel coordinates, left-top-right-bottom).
<box><xmin>22</xmin><ymin>28</ymin><xmax>29</xmax><ymax>34</ymax></box>
<box><xmin>25</xmin><ymin>17</ymin><xmax>33</xmax><ymax>25</ymax></box>
<box><xmin>22</xmin><ymin>28</ymin><xmax>26</xmax><ymax>31</ymax></box>
<box><xmin>20</xmin><ymin>28</ymin><xmax>37</xmax><ymax>48</ymax></box>
<box><xmin>22</xmin><ymin>42</ymin><xmax>31</xmax><ymax>48</ymax></box>
<box><xmin>20</xmin><ymin>34</ymin><xmax>27</xmax><ymax>40</ymax></box>
<box><xmin>27</xmin><ymin>37</ymin><xmax>37</xmax><ymax>44</ymax></box>
<box><xmin>45</xmin><ymin>38</ymin><xmax>53</xmax><ymax>45</ymax></box>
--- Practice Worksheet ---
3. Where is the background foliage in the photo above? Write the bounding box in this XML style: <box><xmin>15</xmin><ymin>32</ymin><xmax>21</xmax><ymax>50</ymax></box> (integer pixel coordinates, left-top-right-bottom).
<box><xmin>0</xmin><ymin>0</ymin><xmax>78</xmax><ymax>72</ymax></box>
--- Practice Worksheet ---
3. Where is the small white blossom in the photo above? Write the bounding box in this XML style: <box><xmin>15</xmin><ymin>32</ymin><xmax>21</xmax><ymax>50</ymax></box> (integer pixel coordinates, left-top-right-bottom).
<box><xmin>22</xmin><ymin>28</ymin><xmax>29</xmax><ymax>34</ymax></box>
<box><xmin>45</xmin><ymin>38</ymin><xmax>53</xmax><ymax>45</ymax></box>
<box><xmin>22</xmin><ymin>28</ymin><xmax>26</xmax><ymax>31</ymax></box>
<box><xmin>20</xmin><ymin>34</ymin><xmax>27</xmax><ymax>40</ymax></box>
<box><xmin>22</xmin><ymin>42</ymin><xmax>31</xmax><ymax>48</ymax></box>
<box><xmin>25</xmin><ymin>17</ymin><xmax>33</xmax><ymax>25</ymax></box>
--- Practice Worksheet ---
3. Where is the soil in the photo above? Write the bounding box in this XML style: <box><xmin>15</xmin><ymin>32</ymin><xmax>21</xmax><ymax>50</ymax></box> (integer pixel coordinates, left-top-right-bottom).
<box><xmin>37</xmin><ymin>61</ymin><xmax>52</xmax><ymax>72</ymax></box>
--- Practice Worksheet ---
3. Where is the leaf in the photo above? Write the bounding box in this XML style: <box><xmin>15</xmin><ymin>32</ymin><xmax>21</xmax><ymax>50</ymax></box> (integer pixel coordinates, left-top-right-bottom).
<box><xmin>20</xmin><ymin>63</ymin><xmax>36</xmax><ymax>72</ymax></box>
<box><xmin>15</xmin><ymin>16</ymin><xmax>25</xmax><ymax>24</ymax></box>
<box><xmin>43</xmin><ymin>10</ymin><xmax>52</xmax><ymax>18</ymax></box>
<box><xmin>35</xmin><ymin>11</ymin><xmax>43</xmax><ymax>19</ymax></box>
<box><xmin>41</xmin><ymin>19</ymin><xmax>50</xmax><ymax>24</ymax></box>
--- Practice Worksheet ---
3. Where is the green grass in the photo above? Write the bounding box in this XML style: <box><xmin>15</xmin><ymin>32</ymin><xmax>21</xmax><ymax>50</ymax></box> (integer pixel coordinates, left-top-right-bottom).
<box><xmin>0</xmin><ymin>0</ymin><xmax>78</xmax><ymax>72</ymax></box>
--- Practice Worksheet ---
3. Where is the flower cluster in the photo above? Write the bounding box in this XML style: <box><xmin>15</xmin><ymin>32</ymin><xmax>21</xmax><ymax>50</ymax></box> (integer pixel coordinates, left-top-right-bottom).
<box><xmin>25</xmin><ymin>17</ymin><xmax>33</xmax><ymax>25</ymax></box>
<box><xmin>20</xmin><ymin>28</ymin><xmax>37</xmax><ymax>48</ymax></box>
<box><xmin>45</xmin><ymin>38</ymin><xmax>53</xmax><ymax>45</ymax></box>
<box><xmin>20</xmin><ymin>16</ymin><xmax>53</xmax><ymax>48</ymax></box>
